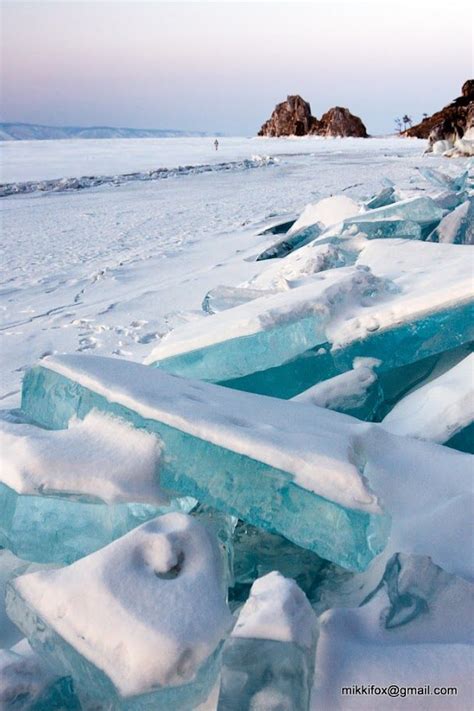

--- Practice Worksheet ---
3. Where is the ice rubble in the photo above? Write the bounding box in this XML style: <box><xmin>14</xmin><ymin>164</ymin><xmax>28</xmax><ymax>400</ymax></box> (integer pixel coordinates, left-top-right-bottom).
<box><xmin>254</xmin><ymin>194</ymin><xmax>359</xmax><ymax>261</ymax></box>
<box><xmin>382</xmin><ymin>353</ymin><xmax>474</xmax><ymax>444</ymax></box>
<box><xmin>147</xmin><ymin>240</ymin><xmax>473</xmax><ymax>398</ymax></box>
<box><xmin>6</xmin><ymin>514</ymin><xmax>233</xmax><ymax>708</ymax></box>
<box><xmin>1</xmin><ymin>163</ymin><xmax>473</xmax><ymax>710</ymax></box>
<box><xmin>19</xmin><ymin>354</ymin><xmax>389</xmax><ymax>571</ymax></box>
<box><xmin>219</xmin><ymin>572</ymin><xmax>317</xmax><ymax>710</ymax></box>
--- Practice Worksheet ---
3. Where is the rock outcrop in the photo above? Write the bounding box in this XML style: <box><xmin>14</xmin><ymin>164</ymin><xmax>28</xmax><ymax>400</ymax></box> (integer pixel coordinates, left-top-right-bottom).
<box><xmin>318</xmin><ymin>107</ymin><xmax>368</xmax><ymax>138</ymax></box>
<box><xmin>403</xmin><ymin>80</ymin><xmax>474</xmax><ymax>144</ymax></box>
<box><xmin>258</xmin><ymin>95</ymin><xmax>367</xmax><ymax>138</ymax></box>
<box><xmin>258</xmin><ymin>96</ymin><xmax>318</xmax><ymax>137</ymax></box>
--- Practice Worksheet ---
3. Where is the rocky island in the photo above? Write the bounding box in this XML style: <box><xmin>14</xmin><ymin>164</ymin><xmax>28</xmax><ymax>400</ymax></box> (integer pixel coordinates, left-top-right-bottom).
<box><xmin>258</xmin><ymin>94</ymin><xmax>368</xmax><ymax>137</ymax></box>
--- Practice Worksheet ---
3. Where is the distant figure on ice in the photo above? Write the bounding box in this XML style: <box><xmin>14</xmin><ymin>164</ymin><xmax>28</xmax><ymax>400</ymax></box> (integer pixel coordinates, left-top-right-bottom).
<box><xmin>214</xmin><ymin>139</ymin><xmax>219</xmax><ymax>151</ymax></box>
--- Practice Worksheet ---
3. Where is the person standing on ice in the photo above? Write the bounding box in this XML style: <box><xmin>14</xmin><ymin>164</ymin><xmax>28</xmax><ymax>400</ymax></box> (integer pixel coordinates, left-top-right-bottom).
<box><xmin>214</xmin><ymin>139</ymin><xmax>219</xmax><ymax>151</ymax></box>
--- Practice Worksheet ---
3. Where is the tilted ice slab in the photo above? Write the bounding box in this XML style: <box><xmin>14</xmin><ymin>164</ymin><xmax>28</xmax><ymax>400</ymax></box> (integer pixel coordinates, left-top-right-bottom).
<box><xmin>364</xmin><ymin>186</ymin><xmax>396</xmax><ymax>209</ymax></box>
<box><xmin>0</xmin><ymin>410</ymin><xmax>165</xmax><ymax>504</ymax></box>
<box><xmin>145</xmin><ymin>266</ymin><xmax>389</xmax><ymax>384</ymax></box>
<box><xmin>293</xmin><ymin>358</ymin><xmax>382</xmax><ymax>420</ymax></box>
<box><xmin>255</xmin><ymin>224</ymin><xmax>323</xmax><ymax>261</ymax></box>
<box><xmin>0</xmin><ymin>480</ymin><xmax>194</xmax><ymax>564</ymax></box>
<box><xmin>344</xmin><ymin>195</ymin><xmax>445</xmax><ymax>227</ymax></box>
<box><xmin>220</xmin><ymin>572</ymin><xmax>317</xmax><ymax>711</ymax></box>
<box><xmin>6</xmin><ymin>514</ymin><xmax>232</xmax><ymax>709</ymax></box>
<box><xmin>0</xmin><ymin>410</ymin><xmax>194</xmax><ymax>563</ymax></box>
<box><xmin>147</xmin><ymin>240</ymin><xmax>473</xmax><ymax>397</ymax></box>
<box><xmin>289</xmin><ymin>195</ymin><xmax>361</xmax><ymax>233</ymax></box>
<box><xmin>312</xmin><ymin>554</ymin><xmax>474</xmax><ymax>710</ymax></box>
<box><xmin>427</xmin><ymin>199</ymin><xmax>473</xmax><ymax>244</ymax></box>
<box><xmin>417</xmin><ymin>167</ymin><xmax>468</xmax><ymax>192</ymax></box>
<box><xmin>20</xmin><ymin>354</ymin><xmax>389</xmax><ymax>571</ymax></box>
<box><xmin>382</xmin><ymin>354</ymin><xmax>474</xmax><ymax>444</ymax></box>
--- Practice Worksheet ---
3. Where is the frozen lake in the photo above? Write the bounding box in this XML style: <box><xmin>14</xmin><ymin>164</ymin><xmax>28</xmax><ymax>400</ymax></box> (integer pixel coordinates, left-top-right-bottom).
<box><xmin>0</xmin><ymin>135</ymin><xmax>449</xmax><ymax>407</ymax></box>
<box><xmin>1</xmin><ymin>134</ymin><xmax>422</xmax><ymax>183</ymax></box>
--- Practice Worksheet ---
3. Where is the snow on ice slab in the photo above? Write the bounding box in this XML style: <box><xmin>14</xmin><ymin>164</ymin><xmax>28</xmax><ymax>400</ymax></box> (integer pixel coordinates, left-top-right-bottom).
<box><xmin>6</xmin><ymin>514</ymin><xmax>232</xmax><ymax>708</ymax></box>
<box><xmin>147</xmin><ymin>241</ymin><xmax>473</xmax><ymax>397</ymax></box>
<box><xmin>288</xmin><ymin>195</ymin><xmax>360</xmax><ymax>233</ymax></box>
<box><xmin>0</xmin><ymin>410</ymin><xmax>195</xmax><ymax>563</ymax></box>
<box><xmin>219</xmin><ymin>572</ymin><xmax>317</xmax><ymax>711</ymax></box>
<box><xmin>312</xmin><ymin>554</ymin><xmax>474</xmax><ymax>710</ymax></box>
<box><xmin>382</xmin><ymin>354</ymin><xmax>474</xmax><ymax>444</ymax></box>
<box><xmin>248</xmin><ymin>242</ymin><xmax>346</xmax><ymax>291</ymax></box>
<box><xmin>145</xmin><ymin>266</ymin><xmax>387</xmax><ymax>383</ymax></box>
<box><xmin>20</xmin><ymin>354</ymin><xmax>389</xmax><ymax>571</ymax></box>
<box><xmin>293</xmin><ymin>359</ymin><xmax>382</xmax><ymax>420</ymax></box>
<box><xmin>0</xmin><ymin>479</ymin><xmax>194</xmax><ymax>564</ymax></box>
<box><xmin>0</xmin><ymin>410</ymin><xmax>165</xmax><ymax>504</ymax></box>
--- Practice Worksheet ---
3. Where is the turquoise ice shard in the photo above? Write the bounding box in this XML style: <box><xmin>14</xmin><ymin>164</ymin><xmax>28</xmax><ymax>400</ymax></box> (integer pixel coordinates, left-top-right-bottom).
<box><xmin>255</xmin><ymin>223</ymin><xmax>322</xmax><ymax>261</ymax></box>
<box><xmin>427</xmin><ymin>199</ymin><xmax>473</xmax><ymax>244</ymax></box>
<box><xmin>145</xmin><ymin>265</ymin><xmax>388</xmax><ymax>384</ymax></box>
<box><xmin>147</xmin><ymin>240</ymin><xmax>473</xmax><ymax>398</ymax></box>
<box><xmin>0</xmin><ymin>482</ymin><xmax>194</xmax><ymax>564</ymax></box>
<box><xmin>365</xmin><ymin>186</ymin><xmax>396</xmax><ymax>209</ymax></box>
<box><xmin>382</xmin><ymin>353</ymin><xmax>474</xmax><ymax>446</ymax></box>
<box><xmin>20</xmin><ymin>354</ymin><xmax>389</xmax><ymax>570</ymax></box>
<box><xmin>337</xmin><ymin>218</ymin><xmax>422</xmax><ymax>240</ymax></box>
<box><xmin>292</xmin><ymin>358</ymin><xmax>382</xmax><ymax>420</ymax></box>
<box><xmin>0</xmin><ymin>639</ymin><xmax>79</xmax><ymax>710</ymax></box>
<box><xmin>202</xmin><ymin>285</ymin><xmax>278</xmax><ymax>315</ymax></box>
<box><xmin>219</xmin><ymin>572</ymin><xmax>317</xmax><ymax>711</ymax></box>
<box><xmin>344</xmin><ymin>195</ymin><xmax>445</xmax><ymax>228</ymax></box>
<box><xmin>6</xmin><ymin>514</ymin><xmax>233</xmax><ymax>710</ymax></box>
<box><xmin>0</xmin><ymin>550</ymin><xmax>49</xmax><ymax>649</ymax></box>
<box><xmin>312</xmin><ymin>554</ymin><xmax>474</xmax><ymax>709</ymax></box>
<box><xmin>417</xmin><ymin>166</ymin><xmax>468</xmax><ymax>192</ymax></box>
<box><xmin>0</xmin><ymin>411</ymin><xmax>195</xmax><ymax>563</ymax></box>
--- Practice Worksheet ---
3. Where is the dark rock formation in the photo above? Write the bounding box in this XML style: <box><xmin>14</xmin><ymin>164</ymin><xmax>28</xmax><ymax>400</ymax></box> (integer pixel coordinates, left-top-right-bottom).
<box><xmin>403</xmin><ymin>80</ymin><xmax>474</xmax><ymax>142</ymax></box>
<box><xmin>318</xmin><ymin>107</ymin><xmax>368</xmax><ymax>138</ymax></box>
<box><xmin>258</xmin><ymin>95</ymin><xmax>318</xmax><ymax>137</ymax></box>
<box><xmin>258</xmin><ymin>95</ymin><xmax>367</xmax><ymax>138</ymax></box>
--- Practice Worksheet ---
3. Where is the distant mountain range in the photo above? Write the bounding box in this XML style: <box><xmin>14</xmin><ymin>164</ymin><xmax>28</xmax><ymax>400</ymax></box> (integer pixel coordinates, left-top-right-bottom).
<box><xmin>0</xmin><ymin>122</ymin><xmax>221</xmax><ymax>141</ymax></box>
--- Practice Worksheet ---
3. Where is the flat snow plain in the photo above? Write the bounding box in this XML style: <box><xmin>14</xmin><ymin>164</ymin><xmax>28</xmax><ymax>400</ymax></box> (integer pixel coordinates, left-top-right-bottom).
<box><xmin>0</xmin><ymin>136</ymin><xmax>451</xmax><ymax>407</ymax></box>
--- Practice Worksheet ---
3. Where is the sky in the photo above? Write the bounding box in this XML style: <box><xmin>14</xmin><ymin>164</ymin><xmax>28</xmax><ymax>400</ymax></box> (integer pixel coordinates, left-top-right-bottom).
<box><xmin>1</xmin><ymin>0</ymin><xmax>473</xmax><ymax>135</ymax></box>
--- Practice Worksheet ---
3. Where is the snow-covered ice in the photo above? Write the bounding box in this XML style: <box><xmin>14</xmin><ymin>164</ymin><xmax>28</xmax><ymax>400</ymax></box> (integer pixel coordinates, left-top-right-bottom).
<box><xmin>220</xmin><ymin>572</ymin><xmax>317</xmax><ymax>711</ymax></box>
<box><xmin>1</xmin><ymin>135</ymin><xmax>473</xmax><ymax>709</ymax></box>
<box><xmin>382</xmin><ymin>353</ymin><xmax>474</xmax><ymax>443</ymax></box>
<box><xmin>0</xmin><ymin>410</ymin><xmax>165</xmax><ymax>503</ymax></box>
<box><xmin>6</xmin><ymin>513</ymin><xmax>232</xmax><ymax>706</ymax></box>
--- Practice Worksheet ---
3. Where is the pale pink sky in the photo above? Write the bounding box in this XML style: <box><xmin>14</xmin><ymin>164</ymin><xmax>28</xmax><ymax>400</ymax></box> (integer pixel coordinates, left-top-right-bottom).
<box><xmin>1</xmin><ymin>0</ymin><xmax>473</xmax><ymax>134</ymax></box>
